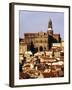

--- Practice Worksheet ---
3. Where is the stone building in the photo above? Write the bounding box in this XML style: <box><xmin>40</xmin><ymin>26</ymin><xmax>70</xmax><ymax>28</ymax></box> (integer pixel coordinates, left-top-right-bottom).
<box><xmin>19</xmin><ymin>38</ymin><xmax>27</xmax><ymax>63</ymax></box>
<box><xmin>24</xmin><ymin>19</ymin><xmax>61</xmax><ymax>52</ymax></box>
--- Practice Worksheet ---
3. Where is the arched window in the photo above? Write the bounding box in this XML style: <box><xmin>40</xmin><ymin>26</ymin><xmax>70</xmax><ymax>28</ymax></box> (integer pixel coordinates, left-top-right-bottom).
<box><xmin>40</xmin><ymin>40</ymin><xmax>42</xmax><ymax>43</ymax></box>
<box><xmin>35</xmin><ymin>47</ymin><xmax>38</xmax><ymax>53</ymax></box>
<box><xmin>44</xmin><ymin>47</ymin><xmax>46</xmax><ymax>50</ymax></box>
<box><xmin>39</xmin><ymin>46</ymin><xmax>43</xmax><ymax>51</ymax></box>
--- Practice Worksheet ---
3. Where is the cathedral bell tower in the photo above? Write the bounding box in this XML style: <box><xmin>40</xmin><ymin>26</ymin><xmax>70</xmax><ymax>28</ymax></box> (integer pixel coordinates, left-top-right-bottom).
<box><xmin>47</xmin><ymin>18</ymin><xmax>53</xmax><ymax>35</ymax></box>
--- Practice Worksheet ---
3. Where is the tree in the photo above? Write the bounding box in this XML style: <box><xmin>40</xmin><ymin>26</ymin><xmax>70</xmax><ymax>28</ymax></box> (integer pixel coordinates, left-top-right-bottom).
<box><xmin>30</xmin><ymin>41</ymin><xmax>35</xmax><ymax>55</ymax></box>
<box><xmin>48</xmin><ymin>35</ymin><xmax>53</xmax><ymax>50</ymax></box>
<box><xmin>39</xmin><ymin>46</ymin><xmax>43</xmax><ymax>51</ymax></box>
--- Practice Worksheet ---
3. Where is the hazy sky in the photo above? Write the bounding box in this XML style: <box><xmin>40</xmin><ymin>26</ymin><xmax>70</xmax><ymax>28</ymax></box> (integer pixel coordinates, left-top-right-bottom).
<box><xmin>19</xmin><ymin>10</ymin><xmax>64</xmax><ymax>39</ymax></box>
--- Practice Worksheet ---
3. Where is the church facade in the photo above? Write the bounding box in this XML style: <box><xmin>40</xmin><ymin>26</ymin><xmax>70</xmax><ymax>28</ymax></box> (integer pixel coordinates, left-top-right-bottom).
<box><xmin>24</xmin><ymin>19</ymin><xmax>61</xmax><ymax>52</ymax></box>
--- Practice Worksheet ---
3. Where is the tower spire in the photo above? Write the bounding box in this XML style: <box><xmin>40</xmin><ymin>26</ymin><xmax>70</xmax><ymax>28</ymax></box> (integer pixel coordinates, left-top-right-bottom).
<box><xmin>47</xmin><ymin>18</ymin><xmax>53</xmax><ymax>35</ymax></box>
<box><xmin>48</xmin><ymin>18</ymin><xmax>52</xmax><ymax>29</ymax></box>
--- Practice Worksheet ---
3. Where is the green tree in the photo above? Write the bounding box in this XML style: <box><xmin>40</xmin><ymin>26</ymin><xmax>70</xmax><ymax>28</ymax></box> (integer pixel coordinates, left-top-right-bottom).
<box><xmin>30</xmin><ymin>41</ymin><xmax>35</xmax><ymax>55</ymax></box>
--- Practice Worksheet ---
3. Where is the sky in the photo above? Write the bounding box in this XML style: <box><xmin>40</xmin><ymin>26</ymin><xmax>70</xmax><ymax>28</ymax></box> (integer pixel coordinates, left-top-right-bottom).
<box><xmin>19</xmin><ymin>10</ymin><xmax>64</xmax><ymax>40</ymax></box>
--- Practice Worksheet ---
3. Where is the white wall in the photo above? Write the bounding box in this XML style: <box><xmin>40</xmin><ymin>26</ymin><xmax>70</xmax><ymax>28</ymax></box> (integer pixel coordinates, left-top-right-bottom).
<box><xmin>0</xmin><ymin>0</ymin><xmax>72</xmax><ymax>89</ymax></box>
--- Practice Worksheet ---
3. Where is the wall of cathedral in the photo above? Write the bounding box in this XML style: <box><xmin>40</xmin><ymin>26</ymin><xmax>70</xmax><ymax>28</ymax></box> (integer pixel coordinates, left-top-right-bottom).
<box><xmin>24</xmin><ymin>31</ymin><xmax>61</xmax><ymax>51</ymax></box>
<box><xmin>23</xmin><ymin>19</ymin><xmax>61</xmax><ymax>51</ymax></box>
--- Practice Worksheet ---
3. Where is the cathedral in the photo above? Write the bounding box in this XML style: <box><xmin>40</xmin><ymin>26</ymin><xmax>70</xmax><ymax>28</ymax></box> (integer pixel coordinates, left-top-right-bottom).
<box><xmin>24</xmin><ymin>19</ymin><xmax>61</xmax><ymax>52</ymax></box>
